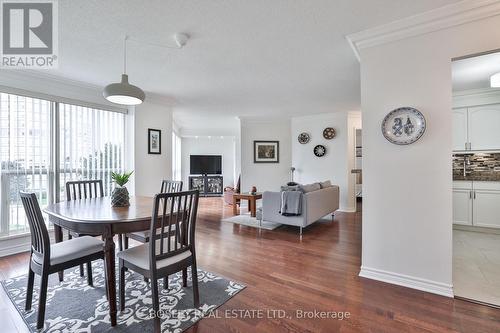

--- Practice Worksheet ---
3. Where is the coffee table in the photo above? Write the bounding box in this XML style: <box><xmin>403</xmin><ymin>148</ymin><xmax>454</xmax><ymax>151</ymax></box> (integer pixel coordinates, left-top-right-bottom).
<box><xmin>232</xmin><ymin>192</ymin><xmax>262</xmax><ymax>217</ymax></box>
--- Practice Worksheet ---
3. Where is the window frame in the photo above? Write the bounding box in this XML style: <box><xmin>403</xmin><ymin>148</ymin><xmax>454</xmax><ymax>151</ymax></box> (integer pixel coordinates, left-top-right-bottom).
<box><xmin>0</xmin><ymin>87</ymin><xmax>128</xmax><ymax>239</ymax></box>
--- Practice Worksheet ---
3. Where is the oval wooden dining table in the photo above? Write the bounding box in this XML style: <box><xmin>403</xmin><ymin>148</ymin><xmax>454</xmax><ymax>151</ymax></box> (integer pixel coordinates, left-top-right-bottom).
<box><xmin>44</xmin><ymin>196</ymin><xmax>155</xmax><ymax>327</ymax></box>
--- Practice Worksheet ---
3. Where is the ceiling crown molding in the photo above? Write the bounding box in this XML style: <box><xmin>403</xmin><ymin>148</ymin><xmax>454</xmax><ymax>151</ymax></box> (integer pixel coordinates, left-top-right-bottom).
<box><xmin>346</xmin><ymin>0</ymin><xmax>500</xmax><ymax>61</ymax></box>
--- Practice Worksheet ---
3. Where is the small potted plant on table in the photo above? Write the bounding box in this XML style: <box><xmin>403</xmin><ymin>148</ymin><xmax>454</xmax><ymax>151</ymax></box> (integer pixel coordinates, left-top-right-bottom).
<box><xmin>111</xmin><ymin>171</ymin><xmax>134</xmax><ymax>207</ymax></box>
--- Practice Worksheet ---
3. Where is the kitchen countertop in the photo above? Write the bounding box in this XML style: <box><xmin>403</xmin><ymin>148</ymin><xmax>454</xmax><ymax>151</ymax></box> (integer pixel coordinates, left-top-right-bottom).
<box><xmin>453</xmin><ymin>173</ymin><xmax>500</xmax><ymax>181</ymax></box>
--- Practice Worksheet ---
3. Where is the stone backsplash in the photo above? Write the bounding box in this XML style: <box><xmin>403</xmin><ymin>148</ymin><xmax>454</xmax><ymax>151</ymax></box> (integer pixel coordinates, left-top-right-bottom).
<box><xmin>453</xmin><ymin>153</ymin><xmax>500</xmax><ymax>181</ymax></box>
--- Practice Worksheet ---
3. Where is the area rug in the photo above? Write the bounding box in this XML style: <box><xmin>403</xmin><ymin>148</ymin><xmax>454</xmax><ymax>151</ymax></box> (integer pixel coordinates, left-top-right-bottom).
<box><xmin>222</xmin><ymin>213</ymin><xmax>282</xmax><ymax>230</ymax></box>
<box><xmin>1</xmin><ymin>262</ymin><xmax>245</xmax><ymax>332</ymax></box>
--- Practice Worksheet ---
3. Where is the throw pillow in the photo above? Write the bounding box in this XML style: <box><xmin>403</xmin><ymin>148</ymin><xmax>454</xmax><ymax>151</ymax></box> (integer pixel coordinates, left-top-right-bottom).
<box><xmin>320</xmin><ymin>180</ymin><xmax>332</xmax><ymax>189</ymax></box>
<box><xmin>300</xmin><ymin>183</ymin><xmax>321</xmax><ymax>193</ymax></box>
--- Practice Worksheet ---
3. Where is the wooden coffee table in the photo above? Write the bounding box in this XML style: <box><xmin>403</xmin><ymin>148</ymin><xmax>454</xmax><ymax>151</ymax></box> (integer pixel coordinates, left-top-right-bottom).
<box><xmin>233</xmin><ymin>192</ymin><xmax>262</xmax><ymax>217</ymax></box>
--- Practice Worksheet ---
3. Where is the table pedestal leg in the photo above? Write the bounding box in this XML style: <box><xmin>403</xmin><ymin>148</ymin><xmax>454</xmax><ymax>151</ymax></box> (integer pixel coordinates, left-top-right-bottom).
<box><xmin>53</xmin><ymin>224</ymin><xmax>64</xmax><ymax>281</ymax></box>
<box><xmin>103</xmin><ymin>227</ymin><xmax>117</xmax><ymax>326</ymax></box>
<box><xmin>250</xmin><ymin>199</ymin><xmax>256</xmax><ymax>217</ymax></box>
<box><xmin>232</xmin><ymin>196</ymin><xmax>238</xmax><ymax>215</ymax></box>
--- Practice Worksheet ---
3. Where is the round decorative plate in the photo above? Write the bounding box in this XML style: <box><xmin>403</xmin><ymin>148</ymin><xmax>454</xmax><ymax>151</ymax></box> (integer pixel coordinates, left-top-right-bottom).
<box><xmin>314</xmin><ymin>145</ymin><xmax>326</xmax><ymax>157</ymax></box>
<box><xmin>323</xmin><ymin>127</ymin><xmax>336</xmax><ymax>139</ymax></box>
<box><xmin>381</xmin><ymin>107</ymin><xmax>426</xmax><ymax>145</ymax></box>
<box><xmin>298</xmin><ymin>132</ymin><xmax>310</xmax><ymax>144</ymax></box>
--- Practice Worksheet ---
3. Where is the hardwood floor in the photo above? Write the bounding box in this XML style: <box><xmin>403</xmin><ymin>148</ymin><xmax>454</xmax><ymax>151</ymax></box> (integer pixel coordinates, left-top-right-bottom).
<box><xmin>2</xmin><ymin>197</ymin><xmax>500</xmax><ymax>332</ymax></box>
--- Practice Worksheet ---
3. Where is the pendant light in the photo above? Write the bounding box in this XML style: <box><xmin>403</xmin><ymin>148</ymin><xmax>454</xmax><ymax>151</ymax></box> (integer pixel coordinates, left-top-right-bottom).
<box><xmin>491</xmin><ymin>72</ymin><xmax>500</xmax><ymax>88</ymax></box>
<box><xmin>103</xmin><ymin>36</ymin><xmax>145</xmax><ymax>105</ymax></box>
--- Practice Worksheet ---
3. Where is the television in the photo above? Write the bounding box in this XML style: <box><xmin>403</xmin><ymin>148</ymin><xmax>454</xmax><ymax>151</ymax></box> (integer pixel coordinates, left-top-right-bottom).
<box><xmin>190</xmin><ymin>155</ymin><xmax>222</xmax><ymax>175</ymax></box>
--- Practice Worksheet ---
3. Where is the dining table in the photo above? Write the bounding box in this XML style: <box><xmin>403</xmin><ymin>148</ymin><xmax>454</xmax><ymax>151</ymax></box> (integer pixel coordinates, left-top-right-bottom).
<box><xmin>44</xmin><ymin>196</ymin><xmax>155</xmax><ymax>327</ymax></box>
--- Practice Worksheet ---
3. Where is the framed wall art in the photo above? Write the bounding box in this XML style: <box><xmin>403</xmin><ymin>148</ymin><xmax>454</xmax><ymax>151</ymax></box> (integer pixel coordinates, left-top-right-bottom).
<box><xmin>254</xmin><ymin>141</ymin><xmax>279</xmax><ymax>163</ymax></box>
<box><xmin>148</xmin><ymin>128</ymin><xmax>161</xmax><ymax>154</ymax></box>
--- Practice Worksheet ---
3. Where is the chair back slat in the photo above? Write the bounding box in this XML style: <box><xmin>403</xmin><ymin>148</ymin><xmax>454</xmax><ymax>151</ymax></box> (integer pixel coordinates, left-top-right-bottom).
<box><xmin>160</xmin><ymin>180</ymin><xmax>183</xmax><ymax>194</ymax></box>
<box><xmin>66</xmin><ymin>180</ymin><xmax>104</xmax><ymax>201</ymax></box>
<box><xmin>149</xmin><ymin>190</ymin><xmax>199</xmax><ymax>271</ymax></box>
<box><xmin>20</xmin><ymin>192</ymin><xmax>50</xmax><ymax>263</ymax></box>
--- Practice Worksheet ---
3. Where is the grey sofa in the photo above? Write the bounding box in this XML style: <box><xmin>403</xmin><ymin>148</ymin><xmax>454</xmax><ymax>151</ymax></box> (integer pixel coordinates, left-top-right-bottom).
<box><xmin>262</xmin><ymin>184</ymin><xmax>340</xmax><ymax>237</ymax></box>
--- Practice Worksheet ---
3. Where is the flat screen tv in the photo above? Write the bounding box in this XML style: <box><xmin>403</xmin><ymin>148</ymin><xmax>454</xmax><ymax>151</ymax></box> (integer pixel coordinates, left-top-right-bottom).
<box><xmin>190</xmin><ymin>155</ymin><xmax>222</xmax><ymax>175</ymax></box>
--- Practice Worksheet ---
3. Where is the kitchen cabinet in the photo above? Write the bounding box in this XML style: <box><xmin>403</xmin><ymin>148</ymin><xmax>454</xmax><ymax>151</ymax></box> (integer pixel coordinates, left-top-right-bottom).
<box><xmin>452</xmin><ymin>181</ymin><xmax>473</xmax><ymax>226</ymax></box>
<box><xmin>453</xmin><ymin>181</ymin><xmax>500</xmax><ymax>229</ymax></box>
<box><xmin>468</xmin><ymin>105</ymin><xmax>500</xmax><ymax>150</ymax></box>
<box><xmin>471</xmin><ymin>182</ymin><xmax>500</xmax><ymax>228</ymax></box>
<box><xmin>452</xmin><ymin>104</ymin><xmax>500</xmax><ymax>151</ymax></box>
<box><xmin>452</xmin><ymin>108</ymin><xmax>468</xmax><ymax>151</ymax></box>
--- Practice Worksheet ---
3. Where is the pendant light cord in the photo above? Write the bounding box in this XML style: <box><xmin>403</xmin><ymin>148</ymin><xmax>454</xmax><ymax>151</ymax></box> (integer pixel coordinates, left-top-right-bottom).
<box><xmin>123</xmin><ymin>35</ymin><xmax>128</xmax><ymax>74</ymax></box>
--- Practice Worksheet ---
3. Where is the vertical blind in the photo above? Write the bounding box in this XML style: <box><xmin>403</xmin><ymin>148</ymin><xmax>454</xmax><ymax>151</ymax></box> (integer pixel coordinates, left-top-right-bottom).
<box><xmin>0</xmin><ymin>92</ymin><xmax>126</xmax><ymax>237</ymax></box>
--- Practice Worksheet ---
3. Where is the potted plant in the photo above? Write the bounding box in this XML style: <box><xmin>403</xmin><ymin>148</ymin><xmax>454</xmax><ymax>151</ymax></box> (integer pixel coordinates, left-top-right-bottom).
<box><xmin>111</xmin><ymin>171</ymin><xmax>133</xmax><ymax>207</ymax></box>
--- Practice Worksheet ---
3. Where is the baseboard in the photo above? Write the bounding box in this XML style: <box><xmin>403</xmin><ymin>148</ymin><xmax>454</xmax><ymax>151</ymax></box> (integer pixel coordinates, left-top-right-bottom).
<box><xmin>359</xmin><ymin>266</ymin><xmax>453</xmax><ymax>298</ymax></box>
<box><xmin>0</xmin><ymin>240</ymin><xmax>31</xmax><ymax>257</ymax></box>
<box><xmin>337</xmin><ymin>208</ymin><xmax>356</xmax><ymax>213</ymax></box>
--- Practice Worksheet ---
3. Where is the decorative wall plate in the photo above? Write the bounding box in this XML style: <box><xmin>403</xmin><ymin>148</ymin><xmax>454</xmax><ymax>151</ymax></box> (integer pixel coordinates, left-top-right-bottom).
<box><xmin>298</xmin><ymin>132</ymin><xmax>310</xmax><ymax>144</ymax></box>
<box><xmin>323</xmin><ymin>127</ymin><xmax>336</xmax><ymax>139</ymax></box>
<box><xmin>314</xmin><ymin>145</ymin><xmax>326</xmax><ymax>157</ymax></box>
<box><xmin>381</xmin><ymin>107</ymin><xmax>426</xmax><ymax>145</ymax></box>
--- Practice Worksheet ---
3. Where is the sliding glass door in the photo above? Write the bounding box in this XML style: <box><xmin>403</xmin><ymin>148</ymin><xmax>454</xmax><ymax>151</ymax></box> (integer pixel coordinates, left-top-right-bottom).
<box><xmin>58</xmin><ymin>103</ymin><xmax>125</xmax><ymax>200</ymax></box>
<box><xmin>0</xmin><ymin>91</ymin><xmax>126</xmax><ymax>237</ymax></box>
<box><xmin>0</xmin><ymin>93</ymin><xmax>52</xmax><ymax>236</ymax></box>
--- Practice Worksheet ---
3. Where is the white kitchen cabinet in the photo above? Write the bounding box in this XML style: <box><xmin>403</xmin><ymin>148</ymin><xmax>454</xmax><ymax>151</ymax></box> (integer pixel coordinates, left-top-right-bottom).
<box><xmin>468</xmin><ymin>105</ymin><xmax>500</xmax><ymax>150</ymax></box>
<box><xmin>452</xmin><ymin>104</ymin><xmax>500</xmax><ymax>151</ymax></box>
<box><xmin>452</xmin><ymin>108</ymin><xmax>468</xmax><ymax>151</ymax></box>
<box><xmin>471</xmin><ymin>182</ymin><xmax>500</xmax><ymax>228</ymax></box>
<box><xmin>452</xmin><ymin>189</ymin><xmax>473</xmax><ymax>226</ymax></box>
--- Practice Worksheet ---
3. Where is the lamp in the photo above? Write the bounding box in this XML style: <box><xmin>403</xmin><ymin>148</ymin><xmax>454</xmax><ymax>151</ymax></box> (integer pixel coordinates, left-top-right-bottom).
<box><xmin>490</xmin><ymin>72</ymin><xmax>500</xmax><ymax>88</ymax></box>
<box><xmin>103</xmin><ymin>36</ymin><xmax>145</xmax><ymax>105</ymax></box>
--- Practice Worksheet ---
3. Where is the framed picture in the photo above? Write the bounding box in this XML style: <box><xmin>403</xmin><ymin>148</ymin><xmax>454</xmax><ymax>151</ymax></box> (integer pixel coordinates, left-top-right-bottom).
<box><xmin>254</xmin><ymin>141</ymin><xmax>279</xmax><ymax>163</ymax></box>
<box><xmin>148</xmin><ymin>129</ymin><xmax>161</xmax><ymax>154</ymax></box>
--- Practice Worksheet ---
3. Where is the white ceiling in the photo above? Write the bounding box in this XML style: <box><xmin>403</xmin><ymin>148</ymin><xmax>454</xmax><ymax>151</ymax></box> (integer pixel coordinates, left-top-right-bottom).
<box><xmin>452</xmin><ymin>51</ymin><xmax>500</xmax><ymax>91</ymax></box>
<box><xmin>52</xmin><ymin>0</ymin><xmax>460</xmax><ymax>130</ymax></box>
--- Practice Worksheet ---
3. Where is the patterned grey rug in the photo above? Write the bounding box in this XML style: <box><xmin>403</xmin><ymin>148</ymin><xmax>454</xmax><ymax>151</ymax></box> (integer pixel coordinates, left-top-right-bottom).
<box><xmin>1</xmin><ymin>262</ymin><xmax>245</xmax><ymax>332</ymax></box>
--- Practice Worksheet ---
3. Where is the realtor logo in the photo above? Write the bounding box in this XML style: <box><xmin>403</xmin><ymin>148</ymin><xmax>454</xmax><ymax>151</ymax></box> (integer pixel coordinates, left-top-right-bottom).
<box><xmin>1</xmin><ymin>0</ymin><xmax>58</xmax><ymax>68</ymax></box>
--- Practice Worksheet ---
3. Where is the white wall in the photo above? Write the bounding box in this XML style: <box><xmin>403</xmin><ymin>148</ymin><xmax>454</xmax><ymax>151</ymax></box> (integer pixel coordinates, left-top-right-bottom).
<box><xmin>132</xmin><ymin>101</ymin><xmax>173</xmax><ymax>196</ymax></box>
<box><xmin>181</xmin><ymin>136</ymin><xmax>236</xmax><ymax>188</ymax></box>
<box><xmin>240</xmin><ymin>119</ymin><xmax>291</xmax><ymax>192</ymax></box>
<box><xmin>291</xmin><ymin>112</ymin><xmax>360</xmax><ymax>211</ymax></box>
<box><xmin>358</xmin><ymin>13</ymin><xmax>500</xmax><ymax>297</ymax></box>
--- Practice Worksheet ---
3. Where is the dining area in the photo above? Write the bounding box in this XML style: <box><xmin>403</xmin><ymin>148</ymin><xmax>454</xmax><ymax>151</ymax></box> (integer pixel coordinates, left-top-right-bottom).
<box><xmin>12</xmin><ymin>178</ymin><xmax>208</xmax><ymax>332</ymax></box>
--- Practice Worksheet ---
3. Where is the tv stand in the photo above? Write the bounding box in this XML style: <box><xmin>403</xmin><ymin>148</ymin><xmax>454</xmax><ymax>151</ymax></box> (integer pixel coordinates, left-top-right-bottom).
<box><xmin>189</xmin><ymin>175</ymin><xmax>223</xmax><ymax>197</ymax></box>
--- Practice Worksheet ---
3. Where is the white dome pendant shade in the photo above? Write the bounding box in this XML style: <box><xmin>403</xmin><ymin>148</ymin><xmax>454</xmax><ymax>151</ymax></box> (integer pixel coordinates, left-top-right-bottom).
<box><xmin>491</xmin><ymin>72</ymin><xmax>500</xmax><ymax>88</ymax></box>
<box><xmin>103</xmin><ymin>36</ymin><xmax>145</xmax><ymax>105</ymax></box>
<box><xmin>103</xmin><ymin>74</ymin><xmax>145</xmax><ymax>105</ymax></box>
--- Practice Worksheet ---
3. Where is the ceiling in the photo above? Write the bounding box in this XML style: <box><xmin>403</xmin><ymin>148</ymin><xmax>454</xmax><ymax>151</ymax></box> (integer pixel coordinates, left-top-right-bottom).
<box><xmin>452</xmin><ymin>51</ymin><xmax>500</xmax><ymax>91</ymax></box>
<box><xmin>52</xmin><ymin>0</ymin><xmax>460</xmax><ymax>130</ymax></box>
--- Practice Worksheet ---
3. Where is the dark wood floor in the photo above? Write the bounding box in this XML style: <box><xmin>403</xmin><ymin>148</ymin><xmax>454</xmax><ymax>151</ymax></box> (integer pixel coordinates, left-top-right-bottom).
<box><xmin>2</xmin><ymin>198</ymin><xmax>500</xmax><ymax>332</ymax></box>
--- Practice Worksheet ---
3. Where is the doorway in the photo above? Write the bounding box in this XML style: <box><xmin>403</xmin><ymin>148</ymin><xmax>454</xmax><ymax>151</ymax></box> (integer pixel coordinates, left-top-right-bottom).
<box><xmin>452</xmin><ymin>51</ymin><xmax>500</xmax><ymax>306</ymax></box>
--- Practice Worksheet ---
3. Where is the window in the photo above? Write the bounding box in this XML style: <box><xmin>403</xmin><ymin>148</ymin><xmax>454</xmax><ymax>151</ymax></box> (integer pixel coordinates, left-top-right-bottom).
<box><xmin>0</xmin><ymin>92</ymin><xmax>126</xmax><ymax>237</ymax></box>
<box><xmin>172</xmin><ymin>131</ymin><xmax>181</xmax><ymax>182</ymax></box>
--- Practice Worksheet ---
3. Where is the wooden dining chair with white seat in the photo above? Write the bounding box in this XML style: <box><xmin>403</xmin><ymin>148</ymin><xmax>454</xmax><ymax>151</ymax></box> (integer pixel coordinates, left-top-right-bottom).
<box><xmin>20</xmin><ymin>192</ymin><xmax>105</xmax><ymax>330</ymax></box>
<box><xmin>122</xmin><ymin>180</ymin><xmax>183</xmax><ymax>249</ymax></box>
<box><xmin>65</xmin><ymin>180</ymin><xmax>109</xmax><ymax>280</ymax></box>
<box><xmin>118</xmin><ymin>190</ymin><xmax>200</xmax><ymax>332</ymax></box>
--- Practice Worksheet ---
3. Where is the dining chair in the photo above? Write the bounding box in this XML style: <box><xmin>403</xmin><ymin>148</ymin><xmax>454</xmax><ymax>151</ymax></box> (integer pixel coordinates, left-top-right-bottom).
<box><xmin>123</xmin><ymin>180</ymin><xmax>183</xmax><ymax>249</ymax></box>
<box><xmin>66</xmin><ymin>180</ymin><xmax>108</xmax><ymax>279</ymax></box>
<box><xmin>122</xmin><ymin>180</ymin><xmax>183</xmax><ymax>287</ymax></box>
<box><xmin>20</xmin><ymin>192</ymin><xmax>105</xmax><ymax>330</ymax></box>
<box><xmin>118</xmin><ymin>190</ymin><xmax>200</xmax><ymax>332</ymax></box>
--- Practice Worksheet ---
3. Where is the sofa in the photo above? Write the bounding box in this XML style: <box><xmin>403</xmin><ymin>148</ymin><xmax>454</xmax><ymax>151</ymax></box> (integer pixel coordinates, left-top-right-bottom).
<box><xmin>262</xmin><ymin>182</ymin><xmax>339</xmax><ymax>236</ymax></box>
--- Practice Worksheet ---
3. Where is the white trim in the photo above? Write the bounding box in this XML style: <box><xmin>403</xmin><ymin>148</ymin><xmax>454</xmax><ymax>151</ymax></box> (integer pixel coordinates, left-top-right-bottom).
<box><xmin>0</xmin><ymin>233</ymin><xmax>56</xmax><ymax>257</ymax></box>
<box><xmin>359</xmin><ymin>266</ymin><xmax>454</xmax><ymax>297</ymax></box>
<box><xmin>346</xmin><ymin>0</ymin><xmax>500</xmax><ymax>61</ymax></box>
<box><xmin>0</xmin><ymin>84</ymin><xmax>128</xmax><ymax>114</ymax></box>
<box><xmin>337</xmin><ymin>208</ymin><xmax>356</xmax><ymax>213</ymax></box>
